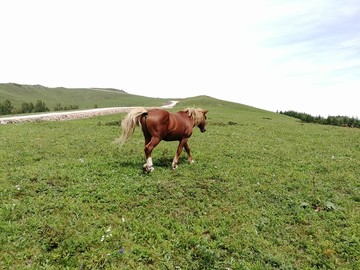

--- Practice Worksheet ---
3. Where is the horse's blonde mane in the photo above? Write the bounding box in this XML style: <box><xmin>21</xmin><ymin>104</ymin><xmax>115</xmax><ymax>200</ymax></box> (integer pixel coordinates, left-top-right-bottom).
<box><xmin>181</xmin><ymin>108</ymin><xmax>207</xmax><ymax>126</ymax></box>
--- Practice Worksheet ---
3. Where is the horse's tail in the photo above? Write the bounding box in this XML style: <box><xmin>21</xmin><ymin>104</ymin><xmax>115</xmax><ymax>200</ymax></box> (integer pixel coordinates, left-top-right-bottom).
<box><xmin>114</xmin><ymin>107</ymin><xmax>148</xmax><ymax>147</ymax></box>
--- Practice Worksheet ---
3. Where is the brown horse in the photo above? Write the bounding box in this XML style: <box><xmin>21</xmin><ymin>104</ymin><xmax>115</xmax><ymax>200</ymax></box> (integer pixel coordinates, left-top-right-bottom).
<box><xmin>116</xmin><ymin>107</ymin><xmax>208</xmax><ymax>172</ymax></box>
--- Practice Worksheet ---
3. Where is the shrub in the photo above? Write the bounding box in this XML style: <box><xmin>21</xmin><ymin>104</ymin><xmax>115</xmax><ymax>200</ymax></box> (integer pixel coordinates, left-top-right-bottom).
<box><xmin>54</xmin><ymin>103</ymin><xmax>63</xmax><ymax>111</ymax></box>
<box><xmin>54</xmin><ymin>104</ymin><xmax>79</xmax><ymax>111</ymax></box>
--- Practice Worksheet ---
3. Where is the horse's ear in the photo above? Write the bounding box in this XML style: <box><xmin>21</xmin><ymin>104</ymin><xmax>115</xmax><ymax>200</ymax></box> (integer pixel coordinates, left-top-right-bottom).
<box><xmin>203</xmin><ymin>110</ymin><xmax>208</xmax><ymax>115</ymax></box>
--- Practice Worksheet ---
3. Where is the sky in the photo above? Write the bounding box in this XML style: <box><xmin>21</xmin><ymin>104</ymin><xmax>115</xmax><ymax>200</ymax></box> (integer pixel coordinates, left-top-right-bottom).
<box><xmin>1</xmin><ymin>0</ymin><xmax>359</xmax><ymax>117</ymax></box>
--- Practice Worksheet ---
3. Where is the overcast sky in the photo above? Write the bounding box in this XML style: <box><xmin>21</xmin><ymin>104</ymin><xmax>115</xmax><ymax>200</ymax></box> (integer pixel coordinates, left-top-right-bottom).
<box><xmin>1</xmin><ymin>0</ymin><xmax>359</xmax><ymax>117</ymax></box>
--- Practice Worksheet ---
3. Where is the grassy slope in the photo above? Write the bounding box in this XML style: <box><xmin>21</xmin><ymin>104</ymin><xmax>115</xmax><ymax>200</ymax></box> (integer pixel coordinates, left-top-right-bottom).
<box><xmin>0</xmin><ymin>96</ymin><xmax>359</xmax><ymax>269</ymax></box>
<box><xmin>0</xmin><ymin>83</ymin><xmax>170</xmax><ymax>110</ymax></box>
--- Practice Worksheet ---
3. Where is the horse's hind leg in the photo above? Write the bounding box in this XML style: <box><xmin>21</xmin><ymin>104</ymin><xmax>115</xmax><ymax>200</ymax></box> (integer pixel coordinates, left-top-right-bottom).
<box><xmin>143</xmin><ymin>137</ymin><xmax>160</xmax><ymax>173</ymax></box>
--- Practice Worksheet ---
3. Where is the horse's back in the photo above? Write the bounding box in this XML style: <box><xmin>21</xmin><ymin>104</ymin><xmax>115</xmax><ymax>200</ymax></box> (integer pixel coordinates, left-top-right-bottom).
<box><xmin>146</xmin><ymin>108</ymin><xmax>170</xmax><ymax>124</ymax></box>
<box><xmin>141</xmin><ymin>109</ymin><xmax>193</xmax><ymax>140</ymax></box>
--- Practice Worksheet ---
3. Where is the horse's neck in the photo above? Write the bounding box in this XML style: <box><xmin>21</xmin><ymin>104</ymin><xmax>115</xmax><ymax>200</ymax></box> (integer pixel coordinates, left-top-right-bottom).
<box><xmin>172</xmin><ymin>112</ymin><xmax>194</xmax><ymax>128</ymax></box>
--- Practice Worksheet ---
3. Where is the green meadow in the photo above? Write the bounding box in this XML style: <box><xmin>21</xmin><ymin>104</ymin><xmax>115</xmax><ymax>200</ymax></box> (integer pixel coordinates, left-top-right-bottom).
<box><xmin>1</xmin><ymin>96</ymin><xmax>359</xmax><ymax>269</ymax></box>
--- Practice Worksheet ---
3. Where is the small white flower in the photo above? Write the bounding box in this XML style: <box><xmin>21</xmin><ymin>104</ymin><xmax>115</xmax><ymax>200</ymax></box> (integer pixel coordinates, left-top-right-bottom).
<box><xmin>15</xmin><ymin>185</ymin><xmax>21</xmax><ymax>191</ymax></box>
<box><xmin>106</xmin><ymin>226</ymin><xmax>112</xmax><ymax>233</ymax></box>
<box><xmin>121</xmin><ymin>217</ymin><xmax>125</xmax><ymax>222</ymax></box>
<box><xmin>101</xmin><ymin>235</ymin><xmax>105</xmax><ymax>242</ymax></box>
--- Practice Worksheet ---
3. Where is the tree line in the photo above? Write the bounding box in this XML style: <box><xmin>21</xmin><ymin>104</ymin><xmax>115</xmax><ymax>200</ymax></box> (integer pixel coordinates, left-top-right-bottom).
<box><xmin>279</xmin><ymin>110</ymin><xmax>360</xmax><ymax>128</ymax></box>
<box><xmin>0</xmin><ymin>100</ymin><xmax>79</xmax><ymax>115</ymax></box>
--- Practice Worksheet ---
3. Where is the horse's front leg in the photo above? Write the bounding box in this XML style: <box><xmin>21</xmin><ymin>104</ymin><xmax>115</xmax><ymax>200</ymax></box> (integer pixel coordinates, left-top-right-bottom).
<box><xmin>184</xmin><ymin>141</ymin><xmax>194</xmax><ymax>164</ymax></box>
<box><xmin>172</xmin><ymin>139</ymin><xmax>188</xmax><ymax>170</ymax></box>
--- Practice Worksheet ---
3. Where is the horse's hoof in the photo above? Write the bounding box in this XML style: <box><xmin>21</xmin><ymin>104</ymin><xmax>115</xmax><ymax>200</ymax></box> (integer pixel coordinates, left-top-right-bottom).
<box><xmin>143</xmin><ymin>165</ymin><xmax>154</xmax><ymax>173</ymax></box>
<box><xmin>172</xmin><ymin>164</ymin><xmax>178</xmax><ymax>170</ymax></box>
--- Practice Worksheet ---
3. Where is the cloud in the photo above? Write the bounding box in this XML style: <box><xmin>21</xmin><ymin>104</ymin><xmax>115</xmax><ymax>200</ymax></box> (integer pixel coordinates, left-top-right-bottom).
<box><xmin>255</xmin><ymin>0</ymin><xmax>360</xmax><ymax>85</ymax></box>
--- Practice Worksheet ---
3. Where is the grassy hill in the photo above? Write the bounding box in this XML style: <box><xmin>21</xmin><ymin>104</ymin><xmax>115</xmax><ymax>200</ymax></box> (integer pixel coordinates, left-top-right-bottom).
<box><xmin>0</xmin><ymin>96</ymin><xmax>359</xmax><ymax>269</ymax></box>
<box><xmin>0</xmin><ymin>83</ymin><xmax>171</xmax><ymax>110</ymax></box>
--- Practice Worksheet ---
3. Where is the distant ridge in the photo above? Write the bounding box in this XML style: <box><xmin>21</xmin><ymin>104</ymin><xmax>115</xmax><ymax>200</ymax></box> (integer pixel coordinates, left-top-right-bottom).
<box><xmin>4</xmin><ymin>83</ymin><xmax>126</xmax><ymax>93</ymax></box>
<box><xmin>0</xmin><ymin>83</ymin><xmax>170</xmax><ymax>111</ymax></box>
<box><xmin>89</xmin><ymin>87</ymin><xmax>127</xmax><ymax>93</ymax></box>
<box><xmin>0</xmin><ymin>82</ymin><xmax>266</xmax><ymax>117</ymax></box>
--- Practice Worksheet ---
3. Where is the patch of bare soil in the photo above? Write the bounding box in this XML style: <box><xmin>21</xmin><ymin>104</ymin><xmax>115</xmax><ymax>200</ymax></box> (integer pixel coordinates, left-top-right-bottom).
<box><xmin>0</xmin><ymin>101</ymin><xmax>179</xmax><ymax>125</ymax></box>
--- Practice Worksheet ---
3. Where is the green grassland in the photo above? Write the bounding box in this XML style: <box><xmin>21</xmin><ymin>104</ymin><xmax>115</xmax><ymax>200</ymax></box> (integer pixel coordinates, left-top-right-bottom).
<box><xmin>1</xmin><ymin>96</ymin><xmax>359</xmax><ymax>269</ymax></box>
<box><xmin>0</xmin><ymin>83</ymin><xmax>171</xmax><ymax>110</ymax></box>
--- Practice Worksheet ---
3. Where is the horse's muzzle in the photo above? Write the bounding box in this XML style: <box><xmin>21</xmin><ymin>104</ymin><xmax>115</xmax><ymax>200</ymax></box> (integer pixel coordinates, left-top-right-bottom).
<box><xmin>201</xmin><ymin>128</ymin><xmax>206</xmax><ymax>133</ymax></box>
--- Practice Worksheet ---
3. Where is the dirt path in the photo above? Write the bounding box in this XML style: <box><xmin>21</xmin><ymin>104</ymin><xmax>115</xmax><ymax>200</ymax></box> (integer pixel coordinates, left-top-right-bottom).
<box><xmin>0</xmin><ymin>101</ymin><xmax>179</xmax><ymax>125</ymax></box>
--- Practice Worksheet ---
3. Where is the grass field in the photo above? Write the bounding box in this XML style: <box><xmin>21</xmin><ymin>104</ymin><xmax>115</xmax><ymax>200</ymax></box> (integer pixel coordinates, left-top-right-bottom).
<box><xmin>1</xmin><ymin>96</ymin><xmax>359</xmax><ymax>269</ymax></box>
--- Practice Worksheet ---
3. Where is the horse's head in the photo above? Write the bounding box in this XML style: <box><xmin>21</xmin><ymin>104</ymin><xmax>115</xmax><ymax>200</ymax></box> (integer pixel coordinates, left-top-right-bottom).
<box><xmin>198</xmin><ymin>110</ymin><xmax>208</xmax><ymax>133</ymax></box>
<box><xmin>184</xmin><ymin>108</ymin><xmax>208</xmax><ymax>133</ymax></box>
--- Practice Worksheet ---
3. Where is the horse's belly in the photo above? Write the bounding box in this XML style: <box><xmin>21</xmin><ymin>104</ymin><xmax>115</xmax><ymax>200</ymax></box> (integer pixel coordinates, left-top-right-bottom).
<box><xmin>163</xmin><ymin>131</ymin><xmax>191</xmax><ymax>141</ymax></box>
<box><xmin>163</xmin><ymin>135</ymin><xmax>182</xmax><ymax>141</ymax></box>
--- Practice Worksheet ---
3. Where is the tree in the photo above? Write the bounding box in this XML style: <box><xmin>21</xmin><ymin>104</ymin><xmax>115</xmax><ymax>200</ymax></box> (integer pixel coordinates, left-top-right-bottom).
<box><xmin>21</xmin><ymin>102</ymin><xmax>35</xmax><ymax>113</ymax></box>
<box><xmin>33</xmin><ymin>100</ymin><xmax>49</xmax><ymax>112</ymax></box>
<box><xmin>279</xmin><ymin>110</ymin><xmax>359</xmax><ymax>129</ymax></box>
<box><xmin>0</xmin><ymin>100</ymin><xmax>14</xmax><ymax>115</ymax></box>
